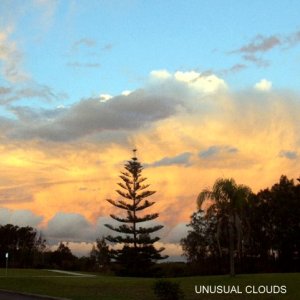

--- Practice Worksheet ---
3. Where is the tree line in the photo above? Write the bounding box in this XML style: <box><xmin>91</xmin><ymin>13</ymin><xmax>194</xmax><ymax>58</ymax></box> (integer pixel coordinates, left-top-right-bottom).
<box><xmin>181</xmin><ymin>175</ymin><xmax>300</xmax><ymax>276</ymax></box>
<box><xmin>0</xmin><ymin>224</ymin><xmax>110</xmax><ymax>272</ymax></box>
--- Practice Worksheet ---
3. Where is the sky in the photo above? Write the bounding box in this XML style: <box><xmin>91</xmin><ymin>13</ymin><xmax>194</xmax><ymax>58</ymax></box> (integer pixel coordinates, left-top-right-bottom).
<box><xmin>1</xmin><ymin>0</ymin><xmax>300</xmax><ymax>259</ymax></box>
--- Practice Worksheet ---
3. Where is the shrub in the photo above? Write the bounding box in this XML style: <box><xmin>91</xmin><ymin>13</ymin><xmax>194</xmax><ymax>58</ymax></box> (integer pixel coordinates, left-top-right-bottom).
<box><xmin>153</xmin><ymin>279</ymin><xmax>184</xmax><ymax>300</ymax></box>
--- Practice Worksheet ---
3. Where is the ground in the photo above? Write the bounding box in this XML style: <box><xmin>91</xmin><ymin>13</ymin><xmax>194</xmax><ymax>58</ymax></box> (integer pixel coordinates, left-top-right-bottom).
<box><xmin>0</xmin><ymin>269</ymin><xmax>299</xmax><ymax>300</ymax></box>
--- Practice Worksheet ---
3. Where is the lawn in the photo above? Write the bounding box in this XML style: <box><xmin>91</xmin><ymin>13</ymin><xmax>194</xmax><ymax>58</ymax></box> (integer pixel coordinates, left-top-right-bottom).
<box><xmin>0</xmin><ymin>269</ymin><xmax>299</xmax><ymax>300</ymax></box>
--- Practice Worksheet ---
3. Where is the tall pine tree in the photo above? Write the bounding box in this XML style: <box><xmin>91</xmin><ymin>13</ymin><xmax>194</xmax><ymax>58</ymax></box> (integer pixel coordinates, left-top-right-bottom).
<box><xmin>105</xmin><ymin>149</ymin><xmax>167</xmax><ymax>276</ymax></box>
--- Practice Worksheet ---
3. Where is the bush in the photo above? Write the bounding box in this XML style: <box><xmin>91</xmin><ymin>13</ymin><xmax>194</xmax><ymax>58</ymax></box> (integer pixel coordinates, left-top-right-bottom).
<box><xmin>153</xmin><ymin>279</ymin><xmax>184</xmax><ymax>300</ymax></box>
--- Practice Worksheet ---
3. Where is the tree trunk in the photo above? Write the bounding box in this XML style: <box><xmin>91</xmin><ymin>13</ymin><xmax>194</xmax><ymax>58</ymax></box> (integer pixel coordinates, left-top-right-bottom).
<box><xmin>229</xmin><ymin>214</ymin><xmax>235</xmax><ymax>277</ymax></box>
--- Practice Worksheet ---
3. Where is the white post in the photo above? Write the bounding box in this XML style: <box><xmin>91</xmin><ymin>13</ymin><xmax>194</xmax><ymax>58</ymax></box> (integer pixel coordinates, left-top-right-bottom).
<box><xmin>5</xmin><ymin>253</ymin><xmax>8</xmax><ymax>276</ymax></box>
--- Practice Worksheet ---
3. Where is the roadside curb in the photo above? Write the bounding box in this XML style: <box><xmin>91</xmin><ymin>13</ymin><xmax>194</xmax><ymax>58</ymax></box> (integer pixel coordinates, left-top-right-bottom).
<box><xmin>0</xmin><ymin>289</ymin><xmax>71</xmax><ymax>300</ymax></box>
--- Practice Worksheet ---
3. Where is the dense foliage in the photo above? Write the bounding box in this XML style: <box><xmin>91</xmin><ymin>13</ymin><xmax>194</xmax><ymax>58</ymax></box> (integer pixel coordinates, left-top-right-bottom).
<box><xmin>181</xmin><ymin>175</ymin><xmax>300</xmax><ymax>275</ymax></box>
<box><xmin>0</xmin><ymin>224</ymin><xmax>46</xmax><ymax>268</ymax></box>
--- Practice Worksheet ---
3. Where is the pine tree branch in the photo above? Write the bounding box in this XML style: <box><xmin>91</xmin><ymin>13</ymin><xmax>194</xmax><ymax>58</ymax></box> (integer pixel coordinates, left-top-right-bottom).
<box><xmin>109</xmin><ymin>214</ymin><xmax>130</xmax><ymax>223</ymax></box>
<box><xmin>137</xmin><ymin>235</ymin><xmax>160</xmax><ymax>244</ymax></box>
<box><xmin>118</xmin><ymin>200</ymin><xmax>134</xmax><ymax>210</ymax></box>
<box><xmin>106</xmin><ymin>235</ymin><xmax>136</xmax><ymax>244</ymax></box>
<box><xmin>117</xmin><ymin>182</ymin><xmax>128</xmax><ymax>191</ymax></box>
<box><xmin>119</xmin><ymin>175</ymin><xmax>132</xmax><ymax>184</ymax></box>
<box><xmin>105</xmin><ymin>224</ymin><xmax>135</xmax><ymax>234</ymax></box>
<box><xmin>135</xmin><ymin>200</ymin><xmax>155</xmax><ymax>211</ymax></box>
<box><xmin>116</xmin><ymin>190</ymin><xmax>132</xmax><ymax>199</ymax></box>
<box><xmin>120</xmin><ymin>171</ymin><xmax>130</xmax><ymax>177</ymax></box>
<box><xmin>106</xmin><ymin>199</ymin><xmax>130</xmax><ymax>210</ymax></box>
<box><xmin>135</xmin><ymin>225</ymin><xmax>164</xmax><ymax>234</ymax></box>
<box><xmin>134</xmin><ymin>213</ymin><xmax>159</xmax><ymax>223</ymax></box>
<box><xmin>136</xmin><ymin>190</ymin><xmax>156</xmax><ymax>200</ymax></box>
<box><xmin>137</xmin><ymin>184</ymin><xmax>150</xmax><ymax>191</ymax></box>
<box><xmin>136</xmin><ymin>177</ymin><xmax>146</xmax><ymax>183</ymax></box>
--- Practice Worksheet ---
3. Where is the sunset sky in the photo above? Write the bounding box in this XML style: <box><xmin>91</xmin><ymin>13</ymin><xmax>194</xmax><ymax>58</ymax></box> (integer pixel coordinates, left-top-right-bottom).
<box><xmin>1</xmin><ymin>0</ymin><xmax>300</xmax><ymax>259</ymax></box>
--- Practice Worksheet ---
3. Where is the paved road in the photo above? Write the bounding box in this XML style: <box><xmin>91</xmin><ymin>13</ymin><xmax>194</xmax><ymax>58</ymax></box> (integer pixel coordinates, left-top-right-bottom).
<box><xmin>0</xmin><ymin>290</ymin><xmax>69</xmax><ymax>300</ymax></box>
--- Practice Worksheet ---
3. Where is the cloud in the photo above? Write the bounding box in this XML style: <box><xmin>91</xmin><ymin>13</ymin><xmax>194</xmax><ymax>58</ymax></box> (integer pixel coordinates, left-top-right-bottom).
<box><xmin>230</xmin><ymin>29</ymin><xmax>300</xmax><ymax>67</ymax></box>
<box><xmin>33</xmin><ymin>0</ymin><xmax>59</xmax><ymax>30</ymax></box>
<box><xmin>0</xmin><ymin>28</ymin><xmax>29</xmax><ymax>82</ymax></box>
<box><xmin>0</xmin><ymin>70</ymin><xmax>228</xmax><ymax>142</ymax></box>
<box><xmin>0</xmin><ymin>208</ymin><xmax>43</xmax><ymax>227</ymax></box>
<box><xmin>99</xmin><ymin>94</ymin><xmax>113</xmax><ymax>102</ymax></box>
<box><xmin>7</xmin><ymin>87</ymin><xmax>183</xmax><ymax>141</ymax></box>
<box><xmin>254</xmin><ymin>79</ymin><xmax>272</xmax><ymax>91</ymax></box>
<box><xmin>150</xmin><ymin>69</ymin><xmax>172</xmax><ymax>80</ymax></box>
<box><xmin>279</xmin><ymin>150</ymin><xmax>297</xmax><ymax>160</ymax></box>
<box><xmin>242</xmin><ymin>54</ymin><xmax>270</xmax><ymax>67</ymax></box>
<box><xmin>1</xmin><ymin>84</ymin><xmax>67</xmax><ymax>105</ymax></box>
<box><xmin>38</xmin><ymin>213</ymin><xmax>181</xmax><ymax>257</ymax></box>
<box><xmin>102</xmin><ymin>43</ymin><xmax>113</xmax><ymax>52</ymax></box>
<box><xmin>236</xmin><ymin>35</ymin><xmax>282</xmax><ymax>54</ymax></box>
<box><xmin>145</xmin><ymin>152</ymin><xmax>192</xmax><ymax>168</ymax></box>
<box><xmin>44</xmin><ymin>214</ymin><xmax>185</xmax><ymax>258</ymax></box>
<box><xmin>7</xmin><ymin>105</ymin><xmax>66</xmax><ymax>123</ymax></box>
<box><xmin>221</xmin><ymin>63</ymin><xmax>247</xmax><ymax>75</ymax></box>
<box><xmin>68</xmin><ymin>39</ymin><xmax>101</xmax><ymax>68</ymax></box>
<box><xmin>71</xmin><ymin>38</ymin><xmax>97</xmax><ymax>51</ymax></box>
<box><xmin>0</xmin><ymin>186</ymin><xmax>34</xmax><ymax>204</ymax></box>
<box><xmin>45</xmin><ymin>212</ymin><xmax>95</xmax><ymax>242</ymax></box>
<box><xmin>199</xmin><ymin>146</ymin><xmax>238</xmax><ymax>158</ymax></box>
<box><xmin>151</xmin><ymin>70</ymin><xmax>227</xmax><ymax>94</ymax></box>
<box><xmin>121</xmin><ymin>90</ymin><xmax>132</xmax><ymax>96</ymax></box>
<box><xmin>286</xmin><ymin>30</ymin><xmax>300</xmax><ymax>47</ymax></box>
<box><xmin>164</xmin><ymin>223</ymin><xmax>189</xmax><ymax>244</ymax></box>
<box><xmin>174</xmin><ymin>71</ymin><xmax>227</xmax><ymax>94</ymax></box>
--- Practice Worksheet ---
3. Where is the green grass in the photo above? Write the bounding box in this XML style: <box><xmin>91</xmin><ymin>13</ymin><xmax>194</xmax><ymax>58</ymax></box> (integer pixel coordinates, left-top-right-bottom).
<box><xmin>0</xmin><ymin>269</ymin><xmax>299</xmax><ymax>300</ymax></box>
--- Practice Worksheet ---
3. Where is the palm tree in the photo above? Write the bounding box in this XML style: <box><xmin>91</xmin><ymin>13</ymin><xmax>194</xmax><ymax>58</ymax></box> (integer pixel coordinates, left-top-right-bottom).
<box><xmin>197</xmin><ymin>178</ymin><xmax>252</xmax><ymax>276</ymax></box>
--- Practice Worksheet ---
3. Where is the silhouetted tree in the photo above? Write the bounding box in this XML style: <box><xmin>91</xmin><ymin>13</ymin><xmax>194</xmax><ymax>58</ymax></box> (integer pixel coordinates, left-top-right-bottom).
<box><xmin>0</xmin><ymin>224</ymin><xmax>46</xmax><ymax>268</ymax></box>
<box><xmin>105</xmin><ymin>150</ymin><xmax>167</xmax><ymax>276</ymax></box>
<box><xmin>90</xmin><ymin>237</ymin><xmax>110</xmax><ymax>270</ymax></box>
<box><xmin>197</xmin><ymin>178</ymin><xmax>252</xmax><ymax>276</ymax></box>
<box><xmin>51</xmin><ymin>242</ymin><xmax>77</xmax><ymax>270</ymax></box>
<box><xmin>181</xmin><ymin>209</ymin><xmax>224</xmax><ymax>275</ymax></box>
<box><xmin>251</xmin><ymin>175</ymin><xmax>300</xmax><ymax>271</ymax></box>
<box><xmin>181</xmin><ymin>210</ymin><xmax>217</xmax><ymax>262</ymax></box>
